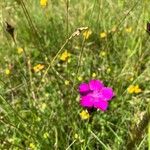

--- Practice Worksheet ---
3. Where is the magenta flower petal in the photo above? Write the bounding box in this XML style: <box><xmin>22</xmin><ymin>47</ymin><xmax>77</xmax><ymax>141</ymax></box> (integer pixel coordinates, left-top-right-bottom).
<box><xmin>80</xmin><ymin>95</ymin><xmax>94</xmax><ymax>107</ymax></box>
<box><xmin>94</xmin><ymin>98</ymin><xmax>108</xmax><ymax>111</ymax></box>
<box><xmin>101</xmin><ymin>87</ymin><xmax>114</xmax><ymax>101</ymax></box>
<box><xmin>78</xmin><ymin>79</ymin><xmax>115</xmax><ymax>112</ymax></box>
<box><xmin>79</xmin><ymin>83</ymin><xmax>90</xmax><ymax>94</ymax></box>
<box><xmin>89</xmin><ymin>79</ymin><xmax>104</xmax><ymax>91</ymax></box>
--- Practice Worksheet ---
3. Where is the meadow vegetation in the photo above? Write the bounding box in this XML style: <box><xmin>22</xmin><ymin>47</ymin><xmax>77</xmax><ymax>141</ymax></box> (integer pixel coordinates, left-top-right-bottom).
<box><xmin>0</xmin><ymin>0</ymin><xmax>150</xmax><ymax>149</ymax></box>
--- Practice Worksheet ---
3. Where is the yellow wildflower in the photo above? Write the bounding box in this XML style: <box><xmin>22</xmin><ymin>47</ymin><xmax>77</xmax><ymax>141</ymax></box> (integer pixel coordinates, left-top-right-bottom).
<box><xmin>100</xmin><ymin>32</ymin><xmax>107</xmax><ymax>38</ymax></box>
<box><xmin>5</xmin><ymin>69</ymin><xmax>10</xmax><ymax>75</ymax></box>
<box><xmin>17</xmin><ymin>47</ymin><xmax>23</xmax><ymax>54</ymax></box>
<box><xmin>127</xmin><ymin>85</ymin><xmax>135</xmax><ymax>94</ymax></box>
<box><xmin>40</xmin><ymin>103</ymin><xmax>47</xmax><ymax>112</ymax></box>
<box><xmin>78</xmin><ymin>76</ymin><xmax>83</xmax><ymax>81</ymax></box>
<box><xmin>92</xmin><ymin>73</ymin><xmax>96</xmax><ymax>78</ymax></box>
<box><xmin>107</xmin><ymin>68</ymin><xmax>111</xmax><ymax>73</ymax></box>
<box><xmin>41</xmin><ymin>79</ymin><xmax>45</xmax><ymax>82</ymax></box>
<box><xmin>74</xmin><ymin>133</ymin><xmax>79</xmax><ymax>139</ymax></box>
<box><xmin>100</xmin><ymin>51</ymin><xmax>106</xmax><ymax>57</ymax></box>
<box><xmin>60</xmin><ymin>50</ymin><xmax>71</xmax><ymax>61</ymax></box>
<box><xmin>127</xmin><ymin>85</ymin><xmax>142</xmax><ymax>94</ymax></box>
<box><xmin>43</xmin><ymin>132</ymin><xmax>49</xmax><ymax>139</ymax></box>
<box><xmin>33</xmin><ymin>64</ymin><xmax>44</xmax><ymax>73</ymax></box>
<box><xmin>36</xmin><ymin>117</ymin><xmax>41</xmax><ymax>122</ymax></box>
<box><xmin>134</xmin><ymin>85</ymin><xmax>142</xmax><ymax>94</ymax></box>
<box><xmin>64</xmin><ymin>80</ymin><xmax>70</xmax><ymax>85</ymax></box>
<box><xmin>40</xmin><ymin>0</ymin><xmax>47</xmax><ymax>8</ymax></box>
<box><xmin>29</xmin><ymin>143</ymin><xmax>36</xmax><ymax>150</ymax></box>
<box><xmin>125</xmin><ymin>27</ymin><xmax>132</xmax><ymax>33</ymax></box>
<box><xmin>80</xmin><ymin>110</ymin><xmax>90</xmax><ymax>120</ymax></box>
<box><xmin>67</xmin><ymin>58</ymin><xmax>71</xmax><ymax>63</ymax></box>
<box><xmin>130</xmin><ymin>77</ymin><xmax>134</xmax><ymax>82</ymax></box>
<box><xmin>83</xmin><ymin>29</ymin><xmax>92</xmax><ymax>39</ymax></box>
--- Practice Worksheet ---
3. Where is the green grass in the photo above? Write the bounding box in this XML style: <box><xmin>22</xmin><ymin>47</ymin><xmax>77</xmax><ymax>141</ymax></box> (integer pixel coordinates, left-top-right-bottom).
<box><xmin>0</xmin><ymin>0</ymin><xmax>150</xmax><ymax>149</ymax></box>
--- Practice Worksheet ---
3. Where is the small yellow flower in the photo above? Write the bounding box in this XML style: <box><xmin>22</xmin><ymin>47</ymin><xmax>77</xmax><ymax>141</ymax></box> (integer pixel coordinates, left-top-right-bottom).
<box><xmin>130</xmin><ymin>77</ymin><xmax>134</xmax><ymax>81</ymax></box>
<box><xmin>127</xmin><ymin>85</ymin><xmax>142</xmax><ymax>94</ymax></box>
<box><xmin>40</xmin><ymin>0</ymin><xmax>47</xmax><ymax>8</ymax></box>
<box><xmin>78</xmin><ymin>76</ymin><xmax>83</xmax><ymax>81</ymax></box>
<box><xmin>83</xmin><ymin>29</ymin><xmax>92</xmax><ymax>39</ymax></box>
<box><xmin>33</xmin><ymin>64</ymin><xmax>44</xmax><ymax>73</ymax></box>
<box><xmin>107</xmin><ymin>68</ymin><xmax>111</xmax><ymax>73</ymax></box>
<box><xmin>92</xmin><ymin>73</ymin><xmax>96</xmax><ymax>78</ymax></box>
<box><xmin>60</xmin><ymin>50</ymin><xmax>71</xmax><ymax>61</ymax></box>
<box><xmin>64</xmin><ymin>80</ymin><xmax>70</xmax><ymax>85</ymax></box>
<box><xmin>29</xmin><ymin>143</ymin><xmax>36</xmax><ymax>150</ymax></box>
<box><xmin>79</xmin><ymin>110</ymin><xmax>90</xmax><ymax>120</ymax></box>
<box><xmin>17</xmin><ymin>47</ymin><xmax>23</xmax><ymax>54</ymax></box>
<box><xmin>74</xmin><ymin>133</ymin><xmax>79</xmax><ymax>139</ymax></box>
<box><xmin>125</xmin><ymin>27</ymin><xmax>132</xmax><ymax>33</ymax></box>
<box><xmin>100</xmin><ymin>51</ymin><xmax>106</xmax><ymax>57</ymax></box>
<box><xmin>36</xmin><ymin>117</ymin><xmax>41</xmax><ymax>122</ymax></box>
<box><xmin>134</xmin><ymin>85</ymin><xmax>142</xmax><ymax>94</ymax></box>
<box><xmin>5</xmin><ymin>69</ymin><xmax>10</xmax><ymax>75</ymax></box>
<box><xmin>100</xmin><ymin>32</ymin><xmax>107</xmax><ymax>38</ymax></box>
<box><xmin>43</xmin><ymin>132</ymin><xmax>49</xmax><ymax>139</ymax></box>
<box><xmin>41</xmin><ymin>79</ymin><xmax>45</xmax><ymax>82</ymax></box>
<box><xmin>40</xmin><ymin>103</ymin><xmax>47</xmax><ymax>111</ymax></box>
<box><xmin>67</xmin><ymin>58</ymin><xmax>71</xmax><ymax>63</ymax></box>
<box><xmin>127</xmin><ymin>85</ymin><xmax>135</xmax><ymax>94</ymax></box>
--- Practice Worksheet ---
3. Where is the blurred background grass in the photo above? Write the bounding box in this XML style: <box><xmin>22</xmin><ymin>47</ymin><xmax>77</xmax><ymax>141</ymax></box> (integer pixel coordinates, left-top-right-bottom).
<box><xmin>0</xmin><ymin>0</ymin><xmax>150</xmax><ymax>149</ymax></box>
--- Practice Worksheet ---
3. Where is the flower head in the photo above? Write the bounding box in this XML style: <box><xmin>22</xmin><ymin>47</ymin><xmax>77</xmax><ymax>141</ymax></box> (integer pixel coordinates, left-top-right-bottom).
<box><xmin>29</xmin><ymin>143</ymin><xmax>36</xmax><ymax>150</ymax></box>
<box><xmin>79</xmin><ymin>79</ymin><xmax>115</xmax><ymax>111</ymax></box>
<box><xmin>74</xmin><ymin>133</ymin><xmax>79</xmax><ymax>139</ymax></box>
<box><xmin>33</xmin><ymin>64</ymin><xmax>44</xmax><ymax>73</ymax></box>
<box><xmin>39</xmin><ymin>103</ymin><xmax>47</xmax><ymax>112</ymax></box>
<box><xmin>40</xmin><ymin>0</ymin><xmax>47</xmax><ymax>8</ymax></box>
<box><xmin>127</xmin><ymin>85</ymin><xmax>142</xmax><ymax>94</ymax></box>
<box><xmin>60</xmin><ymin>50</ymin><xmax>71</xmax><ymax>61</ymax></box>
<box><xmin>17</xmin><ymin>47</ymin><xmax>23</xmax><ymax>54</ymax></box>
<box><xmin>43</xmin><ymin>132</ymin><xmax>49</xmax><ymax>139</ymax></box>
<box><xmin>78</xmin><ymin>76</ymin><xmax>83</xmax><ymax>81</ymax></box>
<box><xmin>134</xmin><ymin>85</ymin><xmax>142</xmax><ymax>94</ymax></box>
<box><xmin>83</xmin><ymin>29</ymin><xmax>92</xmax><ymax>39</ymax></box>
<box><xmin>99</xmin><ymin>51</ymin><xmax>107</xmax><ymax>57</ymax></box>
<box><xmin>5</xmin><ymin>69</ymin><xmax>10</xmax><ymax>75</ymax></box>
<box><xmin>64</xmin><ymin>80</ymin><xmax>70</xmax><ymax>85</ymax></box>
<box><xmin>100</xmin><ymin>32</ymin><xmax>107</xmax><ymax>38</ymax></box>
<box><xmin>79</xmin><ymin>110</ymin><xmax>90</xmax><ymax>120</ymax></box>
<box><xmin>125</xmin><ymin>27</ymin><xmax>132</xmax><ymax>33</ymax></box>
<box><xmin>92</xmin><ymin>73</ymin><xmax>96</xmax><ymax>78</ymax></box>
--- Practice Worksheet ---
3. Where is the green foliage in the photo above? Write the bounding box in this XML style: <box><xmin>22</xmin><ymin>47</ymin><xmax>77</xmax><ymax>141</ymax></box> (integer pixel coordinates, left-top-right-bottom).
<box><xmin>0</xmin><ymin>0</ymin><xmax>150</xmax><ymax>149</ymax></box>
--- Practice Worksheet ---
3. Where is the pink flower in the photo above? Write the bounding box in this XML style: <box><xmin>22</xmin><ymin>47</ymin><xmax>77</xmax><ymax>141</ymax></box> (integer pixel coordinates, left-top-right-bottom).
<box><xmin>79</xmin><ymin>80</ymin><xmax>115</xmax><ymax>111</ymax></box>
